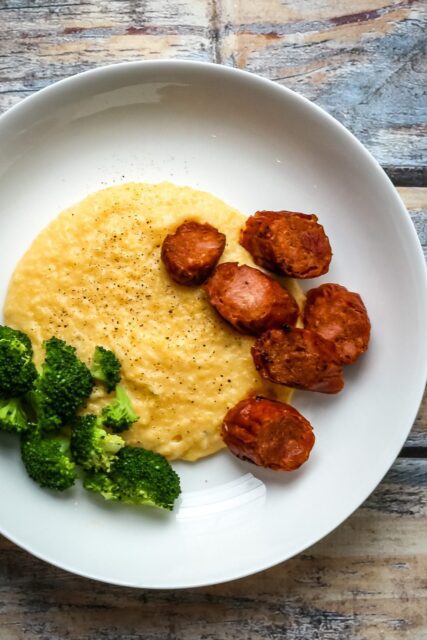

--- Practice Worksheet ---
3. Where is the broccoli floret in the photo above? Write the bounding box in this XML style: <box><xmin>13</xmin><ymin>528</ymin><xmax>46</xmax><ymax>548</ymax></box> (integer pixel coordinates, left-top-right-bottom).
<box><xmin>84</xmin><ymin>446</ymin><xmax>181</xmax><ymax>511</ymax></box>
<box><xmin>0</xmin><ymin>325</ymin><xmax>37</xmax><ymax>398</ymax></box>
<box><xmin>83</xmin><ymin>472</ymin><xmax>116</xmax><ymax>500</ymax></box>
<box><xmin>0</xmin><ymin>397</ymin><xmax>29</xmax><ymax>433</ymax></box>
<box><xmin>29</xmin><ymin>337</ymin><xmax>94</xmax><ymax>431</ymax></box>
<box><xmin>70</xmin><ymin>414</ymin><xmax>125</xmax><ymax>471</ymax></box>
<box><xmin>101</xmin><ymin>385</ymin><xmax>138</xmax><ymax>433</ymax></box>
<box><xmin>21</xmin><ymin>434</ymin><xmax>76</xmax><ymax>490</ymax></box>
<box><xmin>91</xmin><ymin>346</ymin><xmax>121</xmax><ymax>393</ymax></box>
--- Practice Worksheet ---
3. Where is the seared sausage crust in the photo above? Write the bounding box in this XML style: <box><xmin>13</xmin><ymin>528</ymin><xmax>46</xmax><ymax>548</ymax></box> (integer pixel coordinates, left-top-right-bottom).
<box><xmin>161</xmin><ymin>221</ymin><xmax>226</xmax><ymax>285</ymax></box>
<box><xmin>240</xmin><ymin>210</ymin><xmax>332</xmax><ymax>278</ymax></box>
<box><xmin>252</xmin><ymin>327</ymin><xmax>344</xmax><ymax>393</ymax></box>
<box><xmin>222</xmin><ymin>396</ymin><xmax>315</xmax><ymax>471</ymax></box>
<box><xmin>204</xmin><ymin>262</ymin><xmax>299</xmax><ymax>335</ymax></box>
<box><xmin>304</xmin><ymin>283</ymin><xmax>371</xmax><ymax>364</ymax></box>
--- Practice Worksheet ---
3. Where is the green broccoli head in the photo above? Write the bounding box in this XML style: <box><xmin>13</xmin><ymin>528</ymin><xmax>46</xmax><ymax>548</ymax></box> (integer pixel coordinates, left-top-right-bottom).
<box><xmin>21</xmin><ymin>434</ymin><xmax>76</xmax><ymax>491</ymax></box>
<box><xmin>70</xmin><ymin>414</ymin><xmax>125</xmax><ymax>472</ymax></box>
<box><xmin>91</xmin><ymin>346</ymin><xmax>121</xmax><ymax>393</ymax></box>
<box><xmin>0</xmin><ymin>325</ymin><xmax>37</xmax><ymax>398</ymax></box>
<box><xmin>101</xmin><ymin>385</ymin><xmax>138</xmax><ymax>433</ymax></box>
<box><xmin>84</xmin><ymin>446</ymin><xmax>181</xmax><ymax>511</ymax></box>
<box><xmin>30</xmin><ymin>337</ymin><xmax>94</xmax><ymax>431</ymax></box>
<box><xmin>0</xmin><ymin>397</ymin><xmax>29</xmax><ymax>433</ymax></box>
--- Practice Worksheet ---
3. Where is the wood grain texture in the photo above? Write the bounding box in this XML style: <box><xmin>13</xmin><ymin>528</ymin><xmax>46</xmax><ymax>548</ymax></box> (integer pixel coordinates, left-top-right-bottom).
<box><xmin>0</xmin><ymin>458</ymin><xmax>425</xmax><ymax>639</ymax></box>
<box><xmin>397</xmin><ymin>188</ymin><xmax>426</xmax><ymax>449</ymax></box>
<box><xmin>217</xmin><ymin>0</ymin><xmax>427</xmax><ymax>174</ymax></box>
<box><xmin>398</xmin><ymin>188</ymin><xmax>427</xmax><ymax>260</ymax></box>
<box><xmin>0</xmin><ymin>0</ymin><xmax>426</xmax><ymax>177</ymax></box>
<box><xmin>0</xmin><ymin>0</ymin><xmax>216</xmax><ymax>111</ymax></box>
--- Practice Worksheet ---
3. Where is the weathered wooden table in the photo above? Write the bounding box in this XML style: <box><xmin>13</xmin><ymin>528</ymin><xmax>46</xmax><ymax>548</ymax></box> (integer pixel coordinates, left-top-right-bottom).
<box><xmin>0</xmin><ymin>2</ymin><xmax>426</xmax><ymax>638</ymax></box>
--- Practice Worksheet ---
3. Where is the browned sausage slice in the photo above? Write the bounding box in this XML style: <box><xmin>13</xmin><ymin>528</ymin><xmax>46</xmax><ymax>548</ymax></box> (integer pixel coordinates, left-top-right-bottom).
<box><xmin>161</xmin><ymin>221</ymin><xmax>226</xmax><ymax>285</ymax></box>
<box><xmin>222</xmin><ymin>396</ymin><xmax>315</xmax><ymax>471</ymax></box>
<box><xmin>204</xmin><ymin>262</ymin><xmax>299</xmax><ymax>335</ymax></box>
<box><xmin>240</xmin><ymin>210</ymin><xmax>332</xmax><ymax>278</ymax></box>
<box><xmin>252</xmin><ymin>327</ymin><xmax>344</xmax><ymax>393</ymax></box>
<box><xmin>304</xmin><ymin>283</ymin><xmax>371</xmax><ymax>364</ymax></box>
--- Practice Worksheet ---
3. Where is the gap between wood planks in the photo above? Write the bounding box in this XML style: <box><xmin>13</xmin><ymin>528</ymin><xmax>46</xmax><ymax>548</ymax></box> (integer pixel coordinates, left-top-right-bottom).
<box><xmin>386</xmin><ymin>167</ymin><xmax>427</xmax><ymax>188</ymax></box>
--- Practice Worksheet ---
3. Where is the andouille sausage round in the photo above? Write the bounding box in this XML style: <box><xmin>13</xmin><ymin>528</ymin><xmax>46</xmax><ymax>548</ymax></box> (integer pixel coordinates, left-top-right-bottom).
<box><xmin>204</xmin><ymin>262</ymin><xmax>299</xmax><ymax>335</ymax></box>
<box><xmin>222</xmin><ymin>396</ymin><xmax>315</xmax><ymax>471</ymax></box>
<box><xmin>240</xmin><ymin>210</ymin><xmax>332</xmax><ymax>278</ymax></box>
<box><xmin>161</xmin><ymin>221</ymin><xmax>226</xmax><ymax>285</ymax></box>
<box><xmin>303</xmin><ymin>283</ymin><xmax>371</xmax><ymax>364</ymax></box>
<box><xmin>251</xmin><ymin>327</ymin><xmax>344</xmax><ymax>393</ymax></box>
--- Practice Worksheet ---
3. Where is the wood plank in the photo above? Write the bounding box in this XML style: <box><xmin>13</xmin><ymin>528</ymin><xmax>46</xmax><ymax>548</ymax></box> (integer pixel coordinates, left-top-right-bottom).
<box><xmin>0</xmin><ymin>0</ymin><xmax>216</xmax><ymax>111</ymax></box>
<box><xmin>216</xmin><ymin>0</ymin><xmax>427</xmax><ymax>177</ymax></box>
<box><xmin>407</xmin><ymin>393</ymin><xmax>427</xmax><ymax>449</ymax></box>
<box><xmin>396</xmin><ymin>188</ymin><xmax>426</xmax><ymax>449</ymax></box>
<box><xmin>0</xmin><ymin>458</ymin><xmax>425</xmax><ymax>639</ymax></box>
<box><xmin>398</xmin><ymin>187</ymin><xmax>427</xmax><ymax>261</ymax></box>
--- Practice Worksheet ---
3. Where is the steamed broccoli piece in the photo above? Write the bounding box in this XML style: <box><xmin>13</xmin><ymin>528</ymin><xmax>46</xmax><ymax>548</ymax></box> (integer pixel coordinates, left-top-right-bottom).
<box><xmin>70</xmin><ymin>414</ymin><xmax>125</xmax><ymax>472</ymax></box>
<box><xmin>0</xmin><ymin>325</ymin><xmax>37</xmax><ymax>398</ymax></box>
<box><xmin>29</xmin><ymin>337</ymin><xmax>94</xmax><ymax>431</ymax></box>
<box><xmin>101</xmin><ymin>385</ymin><xmax>138</xmax><ymax>433</ymax></box>
<box><xmin>91</xmin><ymin>346</ymin><xmax>121</xmax><ymax>393</ymax></box>
<box><xmin>83</xmin><ymin>472</ymin><xmax>116</xmax><ymax>501</ymax></box>
<box><xmin>21</xmin><ymin>434</ymin><xmax>76</xmax><ymax>490</ymax></box>
<box><xmin>0</xmin><ymin>397</ymin><xmax>28</xmax><ymax>433</ymax></box>
<box><xmin>84</xmin><ymin>447</ymin><xmax>181</xmax><ymax>511</ymax></box>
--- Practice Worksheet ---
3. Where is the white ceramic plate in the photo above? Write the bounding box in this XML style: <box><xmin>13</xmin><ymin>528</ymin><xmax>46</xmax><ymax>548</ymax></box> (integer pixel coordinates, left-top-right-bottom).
<box><xmin>0</xmin><ymin>61</ymin><xmax>426</xmax><ymax>589</ymax></box>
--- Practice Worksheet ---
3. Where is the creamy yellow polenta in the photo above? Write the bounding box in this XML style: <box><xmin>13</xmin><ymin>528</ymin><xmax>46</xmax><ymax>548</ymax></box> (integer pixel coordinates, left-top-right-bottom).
<box><xmin>4</xmin><ymin>183</ymin><xmax>305</xmax><ymax>461</ymax></box>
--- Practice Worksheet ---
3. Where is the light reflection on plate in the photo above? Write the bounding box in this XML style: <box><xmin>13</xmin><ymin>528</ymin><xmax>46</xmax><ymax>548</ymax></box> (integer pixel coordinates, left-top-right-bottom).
<box><xmin>177</xmin><ymin>473</ymin><xmax>266</xmax><ymax>530</ymax></box>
